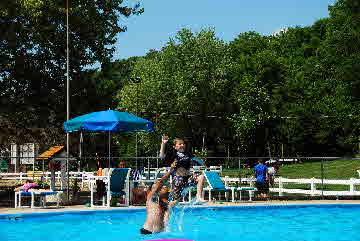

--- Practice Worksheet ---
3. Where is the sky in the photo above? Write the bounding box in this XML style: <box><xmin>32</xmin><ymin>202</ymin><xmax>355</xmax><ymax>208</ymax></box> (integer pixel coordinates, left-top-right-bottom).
<box><xmin>113</xmin><ymin>0</ymin><xmax>337</xmax><ymax>60</ymax></box>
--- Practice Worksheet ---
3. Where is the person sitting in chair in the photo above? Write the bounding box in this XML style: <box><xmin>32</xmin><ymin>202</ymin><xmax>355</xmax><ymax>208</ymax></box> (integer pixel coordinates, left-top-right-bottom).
<box><xmin>14</xmin><ymin>180</ymin><xmax>38</xmax><ymax>192</ymax></box>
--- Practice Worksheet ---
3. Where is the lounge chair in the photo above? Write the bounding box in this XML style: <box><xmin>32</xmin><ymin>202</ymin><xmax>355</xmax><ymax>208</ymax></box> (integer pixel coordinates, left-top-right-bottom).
<box><xmin>235</xmin><ymin>186</ymin><xmax>257</xmax><ymax>201</ymax></box>
<box><xmin>203</xmin><ymin>171</ymin><xmax>256</xmax><ymax>202</ymax></box>
<box><xmin>15</xmin><ymin>190</ymin><xmax>63</xmax><ymax>208</ymax></box>
<box><xmin>203</xmin><ymin>171</ymin><xmax>234</xmax><ymax>202</ymax></box>
<box><xmin>90</xmin><ymin>168</ymin><xmax>131</xmax><ymax>208</ymax></box>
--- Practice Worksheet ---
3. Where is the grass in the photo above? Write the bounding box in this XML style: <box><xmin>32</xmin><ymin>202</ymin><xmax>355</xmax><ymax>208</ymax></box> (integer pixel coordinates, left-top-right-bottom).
<box><xmin>222</xmin><ymin>159</ymin><xmax>360</xmax><ymax>179</ymax></box>
<box><xmin>221</xmin><ymin>159</ymin><xmax>360</xmax><ymax>192</ymax></box>
<box><xmin>277</xmin><ymin>159</ymin><xmax>360</xmax><ymax>179</ymax></box>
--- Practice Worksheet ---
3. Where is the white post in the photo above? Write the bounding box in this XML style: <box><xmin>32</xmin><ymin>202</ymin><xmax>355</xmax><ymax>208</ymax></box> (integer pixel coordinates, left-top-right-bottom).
<box><xmin>60</xmin><ymin>174</ymin><xmax>63</xmax><ymax>190</ymax></box>
<box><xmin>56</xmin><ymin>193</ymin><xmax>60</xmax><ymax>208</ymax></box>
<box><xmin>126</xmin><ymin>173</ymin><xmax>130</xmax><ymax>206</ymax></box>
<box><xmin>15</xmin><ymin>193</ymin><xmax>18</xmax><ymax>208</ymax></box>
<box><xmin>224</xmin><ymin>176</ymin><xmax>229</xmax><ymax>187</ymax></box>
<box><xmin>249</xmin><ymin>176</ymin><xmax>255</xmax><ymax>200</ymax></box>
<box><xmin>279</xmin><ymin>177</ymin><xmax>283</xmax><ymax>197</ymax></box>
<box><xmin>19</xmin><ymin>193</ymin><xmax>22</xmax><ymax>208</ymax></box>
<box><xmin>310</xmin><ymin>178</ymin><xmax>316</xmax><ymax>196</ymax></box>
<box><xmin>31</xmin><ymin>192</ymin><xmax>35</xmax><ymax>208</ymax></box>
<box><xmin>107</xmin><ymin>175</ymin><xmax>111</xmax><ymax>208</ymax></box>
<box><xmin>231</xmin><ymin>187</ymin><xmax>235</xmax><ymax>202</ymax></box>
<box><xmin>350</xmin><ymin>178</ymin><xmax>355</xmax><ymax>195</ymax></box>
<box><xmin>90</xmin><ymin>181</ymin><xmax>94</xmax><ymax>207</ymax></box>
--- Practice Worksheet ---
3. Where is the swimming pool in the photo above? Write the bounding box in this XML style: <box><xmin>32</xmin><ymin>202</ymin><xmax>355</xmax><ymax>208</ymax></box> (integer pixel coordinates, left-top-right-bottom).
<box><xmin>1</xmin><ymin>204</ymin><xmax>360</xmax><ymax>241</ymax></box>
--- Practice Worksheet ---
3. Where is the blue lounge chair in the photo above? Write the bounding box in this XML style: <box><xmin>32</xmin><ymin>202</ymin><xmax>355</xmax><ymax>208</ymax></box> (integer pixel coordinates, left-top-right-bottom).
<box><xmin>90</xmin><ymin>168</ymin><xmax>131</xmax><ymax>207</ymax></box>
<box><xmin>203</xmin><ymin>171</ymin><xmax>256</xmax><ymax>202</ymax></box>
<box><xmin>15</xmin><ymin>190</ymin><xmax>63</xmax><ymax>208</ymax></box>
<box><xmin>203</xmin><ymin>171</ymin><xmax>234</xmax><ymax>202</ymax></box>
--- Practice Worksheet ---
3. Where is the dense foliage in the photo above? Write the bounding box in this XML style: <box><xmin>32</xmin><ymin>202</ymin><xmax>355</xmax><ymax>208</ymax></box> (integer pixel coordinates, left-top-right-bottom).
<box><xmin>0</xmin><ymin>0</ymin><xmax>142</xmax><ymax>147</ymax></box>
<box><xmin>117</xmin><ymin>0</ymin><xmax>360</xmax><ymax>157</ymax></box>
<box><xmin>1</xmin><ymin>0</ymin><xmax>359</xmax><ymax>157</ymax></box>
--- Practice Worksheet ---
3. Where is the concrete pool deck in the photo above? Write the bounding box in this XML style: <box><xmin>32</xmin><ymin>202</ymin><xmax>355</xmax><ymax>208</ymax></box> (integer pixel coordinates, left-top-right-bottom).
<box><xmin>2</xmin><ymin>200</ymin><xmax>360</xmax><ymax>215</ymax></box>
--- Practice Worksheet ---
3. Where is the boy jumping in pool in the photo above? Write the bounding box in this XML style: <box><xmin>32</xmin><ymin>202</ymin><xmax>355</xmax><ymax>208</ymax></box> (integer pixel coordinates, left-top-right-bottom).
<box><xmin>141</xmin><ymin>161</ymin><xmax>177</xmax><ymax>234</ymax></box>
<box><xmin>159</xmin><ymin>136</ymin><xmax>206</xmax><ymax>203</ymax></box>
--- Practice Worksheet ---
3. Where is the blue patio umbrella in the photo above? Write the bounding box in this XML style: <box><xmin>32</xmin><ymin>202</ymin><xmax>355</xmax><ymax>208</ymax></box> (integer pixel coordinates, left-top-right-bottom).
<box><xmin>63</xmin><ymin>110</ymin><xmax>155</xmax><ymax>168</ymax></box>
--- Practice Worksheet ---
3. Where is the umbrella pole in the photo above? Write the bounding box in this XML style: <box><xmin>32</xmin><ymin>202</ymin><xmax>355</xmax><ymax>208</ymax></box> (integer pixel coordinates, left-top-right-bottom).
<box><xmin>79</xmin><ymin>132</ymin><xmax>83</xmax><ymax>172</ymax></box>
<box><xmin>108</xmin><ymin>131</ymin><xmax>111</xmax><ymax>168</ymax></box>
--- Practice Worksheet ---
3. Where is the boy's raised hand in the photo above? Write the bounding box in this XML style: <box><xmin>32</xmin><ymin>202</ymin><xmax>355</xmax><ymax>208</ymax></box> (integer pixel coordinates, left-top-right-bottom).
<box><xmin>161</xmin><ymin>136</ymin><xmax>169</xmax><ymax>144</ymax></box>
<box><xmin>170</xmin><ymin>161</ymin><xmax>177</xmax><ymax>172</ymax></box>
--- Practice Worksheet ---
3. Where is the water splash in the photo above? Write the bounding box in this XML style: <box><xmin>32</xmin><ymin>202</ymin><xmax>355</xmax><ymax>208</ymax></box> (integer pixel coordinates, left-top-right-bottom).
<box><xmin>169</xmin><ymin>197</ymin><xmax>199</xmax><ymax>233</ymax></box>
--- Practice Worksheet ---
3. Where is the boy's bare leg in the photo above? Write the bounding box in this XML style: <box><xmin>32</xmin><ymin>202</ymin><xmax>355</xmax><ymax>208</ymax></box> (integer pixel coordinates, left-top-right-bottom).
<box><xmin>196</xmin><ymin>174</ymin><xmax>206</xmax><ymax>202</ymax></box>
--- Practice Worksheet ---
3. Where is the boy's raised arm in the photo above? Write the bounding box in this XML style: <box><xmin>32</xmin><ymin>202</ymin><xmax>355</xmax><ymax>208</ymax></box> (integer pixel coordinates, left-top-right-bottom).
<box><xmin>149</xmin><ymin>161</ymin><xmax>176</xmax><ymax>196</ymax></box>
<box><xmin>159</xmin><ymin>136</ymin><xmax>169</xmax><ymax>159</ymax></box>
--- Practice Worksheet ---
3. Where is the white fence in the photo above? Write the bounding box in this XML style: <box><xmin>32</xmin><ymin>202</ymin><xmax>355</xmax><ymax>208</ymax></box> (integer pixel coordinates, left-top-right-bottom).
<box><xmin>223</xmin><ymin>176</ymin><xmax>360</xmax><ymax>196</ymax></box>
<box><xmin>0</xmin><ymin>171</ymin><xmax>90</xmax><ymax>180</ymax></box>
<box><xmin>0</xmin><ymin>171</ymin><xmax>93</xmax><ymax>190</ymax></box>
<box><xmin>2</xmin><ymin>172</ymin><xmax>360</xmax><ymax>197</ymax></box>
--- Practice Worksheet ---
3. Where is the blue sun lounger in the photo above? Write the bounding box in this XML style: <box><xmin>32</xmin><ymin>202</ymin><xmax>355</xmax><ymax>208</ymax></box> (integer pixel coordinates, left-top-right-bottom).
<box><xmin>203</xmin><ymin>171</ymin><xmax>234</xmax><ymax>201</ymax></box>
<box><xmin>15</xmin><ymin>190</ymin><xmax>63</xmax><ymax>208</ymax></box>
<box><xmin>90</xmin><ymin>168</ymin><xmax>131</xmax><ymax>208</ymax></box>
<box><xmin>203</xmin><ymin>171</ymin><xmax>256</xmax><ymax>202</ymax></box>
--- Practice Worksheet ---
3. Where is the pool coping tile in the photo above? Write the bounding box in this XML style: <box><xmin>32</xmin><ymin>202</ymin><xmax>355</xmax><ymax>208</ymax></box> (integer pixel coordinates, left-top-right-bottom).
<box><xmin>2</xmin><ymin>200</ymin><xmax>360</xmax><ymax>215</ymax></box>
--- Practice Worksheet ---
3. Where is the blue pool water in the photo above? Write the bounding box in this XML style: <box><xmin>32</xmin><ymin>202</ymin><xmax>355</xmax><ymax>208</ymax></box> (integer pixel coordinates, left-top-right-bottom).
<box><xmin>2</xmin><ymin>204</ymin><xmax>360</xmax><ymax>241</ymax></box>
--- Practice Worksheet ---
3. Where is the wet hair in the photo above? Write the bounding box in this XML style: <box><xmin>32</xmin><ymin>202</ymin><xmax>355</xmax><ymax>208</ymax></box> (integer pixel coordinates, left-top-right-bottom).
<box><xmin>174</xmin><ymin>138</ymin><xmax>185</xmax><ymax>145</ymax></box>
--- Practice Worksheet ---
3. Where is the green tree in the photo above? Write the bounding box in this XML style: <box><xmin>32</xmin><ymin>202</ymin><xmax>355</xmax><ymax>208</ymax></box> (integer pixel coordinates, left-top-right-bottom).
<box><xmin>72</xmin><ymin>56</ymin><xmax>142</xmax><ymax>116</ymax></box>
<box><xmin>228</xmin><ymin>32</ymin><xmax>288</xmax><ymax>155</ymax></box>
<box><xmin>117</xmin><ymin>29</ymin><xmax>233</xmax><ymax>152</ymax></box>
<box><xmin>0</xmin><ymin>0</ymin><xmax>143</xmax><ymax>145</ymax></box>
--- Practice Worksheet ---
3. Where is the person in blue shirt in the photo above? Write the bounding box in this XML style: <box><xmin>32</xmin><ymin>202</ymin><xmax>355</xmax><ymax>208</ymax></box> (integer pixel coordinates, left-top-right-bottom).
<box><xmin>253</xmin><ymin>159</ymin><xmax>269</xmax><ymax>199</ymax></box>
